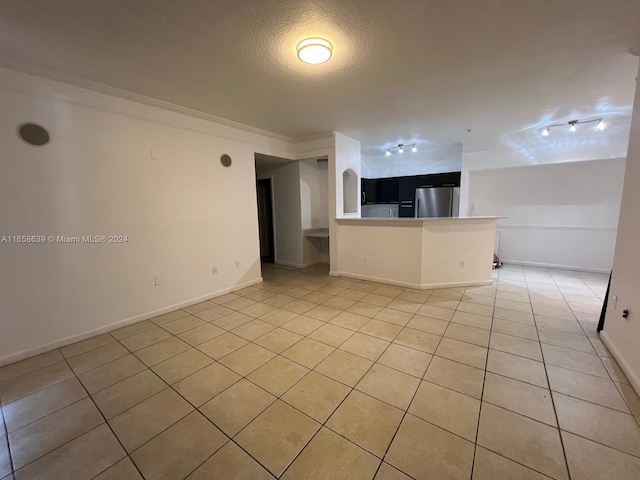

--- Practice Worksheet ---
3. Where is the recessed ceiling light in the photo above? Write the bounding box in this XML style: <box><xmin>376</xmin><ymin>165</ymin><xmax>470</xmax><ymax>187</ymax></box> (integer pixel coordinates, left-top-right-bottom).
<box><xmin>297</xmin><ymin>38</ymin><xmax>333</xmax><ymax>65</ymax></box>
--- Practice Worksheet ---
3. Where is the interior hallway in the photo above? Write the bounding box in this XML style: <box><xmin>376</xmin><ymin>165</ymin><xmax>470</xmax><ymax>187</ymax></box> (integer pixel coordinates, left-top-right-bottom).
<box><xmin>0</xmin><ymin>263</ymin><xmax>639</xmax><ymax>479</ymax></box>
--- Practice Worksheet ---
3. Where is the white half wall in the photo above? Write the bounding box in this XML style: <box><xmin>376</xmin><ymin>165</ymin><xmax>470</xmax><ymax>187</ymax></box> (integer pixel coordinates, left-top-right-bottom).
<box><xmin>602</xmin><ymin>61</ymin><xmax>640</xmax><ymax>394</ymax></box>
<box><xmin>467</xmin><ymin>158</ymin><xmax>626</xmax><ymax>272</ymax></box>
<box><xmin>0</xmin><ymin>67</ymin><xmax>296</xmax><ymax>365</ymax></box>
<box><xmin>335</xmin><ymin>133</ymin><xmax>361</xmax><ymax>219</ymax></box>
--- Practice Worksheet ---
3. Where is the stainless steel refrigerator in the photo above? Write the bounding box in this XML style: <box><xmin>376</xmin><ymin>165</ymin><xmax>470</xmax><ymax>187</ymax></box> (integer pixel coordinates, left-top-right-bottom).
<box><xmin>415</xmin><ymin>186</ymin><xmax>459</xmax><ymax>218</ymax></box>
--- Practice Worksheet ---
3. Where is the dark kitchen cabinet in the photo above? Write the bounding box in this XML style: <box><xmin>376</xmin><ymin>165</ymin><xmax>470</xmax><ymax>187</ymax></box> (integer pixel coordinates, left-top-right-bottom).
<box><xmin>362</xmin><ymin>178</ymin><xmax>378</xmax><ymax>204</ymax></box>
<box><xmin>376</xmin><ymin>178</ymin><xmax>399</xmax><ymax>204</ymax></box>
<box><xmin>398</xmin><ymin>177</ymin><xmax>417</xmax><ymax>217</ymax></box>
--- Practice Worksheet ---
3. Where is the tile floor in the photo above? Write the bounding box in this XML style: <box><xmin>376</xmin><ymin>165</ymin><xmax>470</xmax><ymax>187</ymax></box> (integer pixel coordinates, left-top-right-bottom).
<box><xmin>1</xmin><ymin>263</ymin><xmax>640</xmax><ymax>479</ymax></box>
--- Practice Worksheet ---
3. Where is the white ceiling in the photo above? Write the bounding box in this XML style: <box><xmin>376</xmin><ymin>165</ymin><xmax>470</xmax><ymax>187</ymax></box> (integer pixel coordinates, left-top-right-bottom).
<box><xmin>1</xmin><ymin>0</ymin><xmax>639</xmax><ymax>160</ymax></box>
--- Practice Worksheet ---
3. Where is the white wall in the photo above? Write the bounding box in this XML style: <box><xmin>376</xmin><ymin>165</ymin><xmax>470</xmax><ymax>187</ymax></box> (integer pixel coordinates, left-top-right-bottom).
<box><xmin>334</xmin><ymin>132</ymin><xmax>361</xmax><ymax>219</ymax></box>
<box><xmin>602</xmin><ymin>61</ymin><xmax>640</xmax><ymax>394</ymax></box>
<box><xmin>468</xmin><ymin>159</ymin><xmax>626</xmax><ymax>272</ymax></box>
<box><xmin>362</xmin><ymin>143</ymin><xmax>462</xmax><ymax>179</ymax></box>
<box><xmin>299</xmin><ymin>159</ymin><xmax>328</xmax><ymax>229</ymax></box>
<box><xmin>0</xmin><ymin>67</ymin><xmax>297</xmax><ymax>365</ymax></box>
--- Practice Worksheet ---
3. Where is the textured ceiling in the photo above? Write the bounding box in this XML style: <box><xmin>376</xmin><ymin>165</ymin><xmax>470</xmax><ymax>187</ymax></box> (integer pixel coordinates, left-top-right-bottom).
<box><xmin>1</xmin><ymin>0</ymin><xmax>639</xmax><ymax>160</ymax></box>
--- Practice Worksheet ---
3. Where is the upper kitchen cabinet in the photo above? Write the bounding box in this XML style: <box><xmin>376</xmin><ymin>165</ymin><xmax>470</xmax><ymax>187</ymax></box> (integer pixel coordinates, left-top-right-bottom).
<box><xmin>398</xmin><ymin>176</ymin><xmax>418</xmax><ymax>217</ymax></box>
<box><xmin>362</xmin><ymin>178</ymin><xmax>378</xmax><ymax>204</ymax></box>
<box><xmin>416</xmin><ymin>172</ymin><xmax>461</xmax><ymax>188</ymax></box>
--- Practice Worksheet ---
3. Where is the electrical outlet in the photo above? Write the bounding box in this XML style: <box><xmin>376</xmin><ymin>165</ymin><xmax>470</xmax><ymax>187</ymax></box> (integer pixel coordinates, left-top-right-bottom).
<box><xmin>363</xmin><ymin>257</ymin><xmax>368</xmax><ymax>265</ymax></box>
<box><xmin>235</xmin><ymin>261</ymin><xmax>240</xmax><ymax>269</ymax></box>
<box><xmin>459</xmin><ymin>261</ymin><xmax>465</xmax><ymax>269</ymax></box>
<box><xmin>612</xmin><ymin>295</ymin><xmax>617</xmax><ymax>310</ymax></box>
<box><xmin>212</xmin><ymin>265</ymin><xmax>218</xmax><ymax>274</ymax></box>
<box><xmin>154</xmin><ymin>275</ymin><xmax>162</xmax><ymax>286</ymax></box>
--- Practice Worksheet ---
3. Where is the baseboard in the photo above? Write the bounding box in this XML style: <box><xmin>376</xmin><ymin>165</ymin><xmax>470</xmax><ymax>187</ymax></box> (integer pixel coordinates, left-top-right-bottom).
<box><xmin>599</xmin><ymin>331</ymin><xmax>640</xmax><ymax>397</ymax></box>
<box><xmin>501</xmin><ymin>259</ymin><xmax>611</xmax><ymax>274</ymax></box>
<box><xmin>0</xmin><ymin>277</ymin><xmax>263</xmax><ymax>368</ymax></box>
<box><xmin>335</xmin><ymin>271</ymin><xmax>492</xmax><ymax>290</ymax></box>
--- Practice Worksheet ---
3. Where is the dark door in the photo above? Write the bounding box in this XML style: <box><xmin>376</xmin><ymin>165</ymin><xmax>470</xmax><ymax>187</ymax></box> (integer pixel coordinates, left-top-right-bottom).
<box><xmin>256</xmin><ymin>179</ymin><xmax>274</xmax><ymax>263</ymax></box>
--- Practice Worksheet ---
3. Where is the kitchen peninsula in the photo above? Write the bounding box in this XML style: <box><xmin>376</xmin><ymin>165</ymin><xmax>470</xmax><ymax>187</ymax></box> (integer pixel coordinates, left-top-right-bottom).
<box><xmin>333</xmin><ymin>217</ymin><xmax>502</xmax><ymax>289</ymax></box>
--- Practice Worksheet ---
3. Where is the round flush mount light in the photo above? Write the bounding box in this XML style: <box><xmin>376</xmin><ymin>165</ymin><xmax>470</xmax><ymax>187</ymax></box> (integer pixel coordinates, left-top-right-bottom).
<box><xmin>297</xmin><ymin>38</ymin><xmax>333</xmax><ymax>65</ymax></box>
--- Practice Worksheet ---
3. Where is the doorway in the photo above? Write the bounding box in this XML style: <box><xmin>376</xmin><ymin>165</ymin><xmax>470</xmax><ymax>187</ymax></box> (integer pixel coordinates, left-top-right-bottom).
<box><xmin>256</xmin><ymin>178</ymin><xmax>275</xmax><ymax>263</ymax></box>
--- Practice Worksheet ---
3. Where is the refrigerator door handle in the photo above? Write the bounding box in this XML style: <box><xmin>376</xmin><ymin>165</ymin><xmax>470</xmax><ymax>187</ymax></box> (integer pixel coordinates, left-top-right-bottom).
<box><xmin>415</xmin><ymin>198</ymin><xmax>419</xmax><ymax>218</ymax></box>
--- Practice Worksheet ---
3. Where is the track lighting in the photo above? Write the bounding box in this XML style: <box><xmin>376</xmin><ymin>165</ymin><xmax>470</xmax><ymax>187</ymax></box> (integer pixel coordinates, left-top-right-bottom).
<box><xmin>541</xmin><ymin>118</ymin><xmax>605</xmax><ymax>136</ymax></box>
<box><xmin>385</xmin><ymin>143</ymin><xmax>417</xmax><ymax>155</ymax></box>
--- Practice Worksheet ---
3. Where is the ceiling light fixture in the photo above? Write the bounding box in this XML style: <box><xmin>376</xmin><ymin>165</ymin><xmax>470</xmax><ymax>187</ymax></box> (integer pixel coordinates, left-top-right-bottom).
<box><xmin>297</xmin><ymin>38</ymin><xmax>333</xmax><ymax>65</ymax></box>
<box><xmin>385</xmin><ymin>144</ymin><xmax>417</xmax><ymax>155</ymax></box>
<box><xmin>540</xmin><ymin>118</ymin><xmax>605</xmax><ymax>136</ymax></box>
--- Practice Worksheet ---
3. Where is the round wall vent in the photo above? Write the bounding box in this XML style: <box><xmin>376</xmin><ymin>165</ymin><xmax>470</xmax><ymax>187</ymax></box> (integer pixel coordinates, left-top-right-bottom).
<box><xmin>220</xmin><ymin>154</ymin><xmax>232</xmax><ymax>167</ymax></box>
<box><xmin>18</xmin><ymin>123</ymin><xmax>50</xmax><ymax>146</ymax></box>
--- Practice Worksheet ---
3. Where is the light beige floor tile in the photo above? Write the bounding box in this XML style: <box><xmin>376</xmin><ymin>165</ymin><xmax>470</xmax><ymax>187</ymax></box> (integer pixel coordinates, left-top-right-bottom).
<box><xmin>151</xmin><ymin>348</ymin><xmax>213</xmax><ymax>384</ymax></box>
<box><xmin>94</xmin><ymin>457</ymin><xmax>142</xmax><ymax>479</ymax></box>
<box><xmin>338</xmin><ymin>289</ymin><xmax>369</xmax><ymax>302</ymax></box>
<box><xmin>445</xmin><ymin>323</ymin><xmax>490</xmax><ymax>347</ymax></box>
<box><xmin>546</xmin><ymin>365</ymin><xmax>628</xmax><ymax>412</ymax></box>
<box><xmin>600</xmin><ymin>355</ymin><xmax>630</xmax><ymax>384</ymax></box>
<box><xmin>119</xmin><ymin>326</ymin><xmax>172</xmax><ymax>352</ymax></box>
<box><xmin>535</xmin><ymin>316</ymin><xmax>584</xmax><ymax>336</ymax></box>
<box><xmin>3</xmin><ymin>377</ymin><xmax>87</xmax><ymax>433</ymax></box>
<box><xmin>426</xmin><ymin>296</ymin><xmax>460</xmax><ymax>310</ymax></box>
<box><xmin>490</xmin><ymin>332</ymin><xmax>542</xmax><ymax>361</ymax></box>
<box><xmin>9</xmin><ymin>397</ymin><xmax>103</xmax><ymax>469</ymax></box>
<box><xmin>532</xmin><ymin>304</ymin><xmax>574</xmax><ymax>319</ymax></box>
<box><xmin>160</xmin><ymin>315</ymin><xmax>206</xmax><ymax>335</ymax></box>
<box><xmin>496</xmin><ymin>291</ymin><xmax>530</xmax><ymax>304</ymax></box>
<box><xmin>409</xmin><ymin>381</ymin><xmax>480</xmax><ymax>441</ymax></box>
<box><xmin>282</xmin><ymin>427</ymin><xmax>380</xmax><ymax>480</ymax></box>
<box><xmin>339</xmin><ymin>333</ymin><xmax>389</xmax><ymax>361</ymax></box>
<box><xmin>247</xmin><ymin>357</ymin><xmax>309</xmax><ymax>396</ymax></box>
<box><xmin>374</xmin><ymin>308</ymin><xmax>414</xmax><ymax>326</ymax></box>
<box><xmin>212</xmin><ymin>312</ymin><xmax>253</xmax><ymax>330</ymax></box>
<box><xmin>451</xmin><ymin>311</ymin><xmax>492</xmax><ymax>330</ymax></box>
<box><xmin>108</xmin><ymin>388</ymin><xmax>193</xmax><ymax>453</ymax></box>
<box><xmin>187</xmin><ymin>441</ymin><xmax>273</xmax><ymax>479</ymax></box>
<box><xmin>373</xmin><ymin>286</ymin><xmax>404</xmax><ymax>298</ymax></box>
<box><xmin>0</xmin><ymin>362</ymin><xmax>74</xmax><ymax>405</ymax></box>
<box><xmin>281</xmin><ymin>371</ymin><xmax>350</xmax><ymax>423</ymax></box>
<box><xmin>150</xmin><ymin>310</ymin><xmax>192</xmax><ymax>326</ymax></box>
<box><xmin>386</xmin><ymin>414</ymin><xmax>474</xmax><ymax>480</ymax></box>
<box><xmin>304</xmin><ymin>305</ymin><xmax>342</xmax><ymax>322</ymax></box>
<box><xmin>264</xmin><ymin>294</ymin><xmax>297</xmax><ymax>307</ymax></box>
<box><xmin>330</xmin><ymin>311</ymin><xmax>371</xmax><ymax>330</ymax></box>
<box><xmin>483</xmin><ymin>372</ymin><xmax>556</xmax><ymax>426</ymax></box>
<box><xmin>386</xmin><ymin>299</ymin><xmax>422</xmax><ymax>315</ymax></box>
<box><xmin>376</xmin><ymin>343</ymin><xmax>432</xmax><ymax>378</ymax></box>
<box><xmin>308</xmin><ymin>323</ymin><xmax>354</xmax><ymax>347</ymax></box>
<box><xmin>200</xmin><ymin>379</ymin><xmax>275</xmax><ymax>437</ymax></box>
<box><xmin>397</xmin><ymin>290</ymin><xmax>430</xmax><ymax>303</ymax></box>
<box><xmin>493</xmin><ymin>307</ymin><xmax>535</xmax><ymax>325</ymax></box>
<box><xmin>487</xmin><ymin>349</ymin><xmax>548</xmax><ymax>388</ymax></box>
<box><xmin>111</xmin><ymin>320</ymin><xmax>156</xmax><ymax>339</ymax></box>
<box><xmin>432</xmin><ymin>288</ymin><xmax>465</xmax><ymax>300</ymax></box>
<box><xmin>347</xmin><ymin>302</ymin><xmax>384</xmax><ymax>318</ymax></box>
<box><xmin>394</xmin><ymin>327</ymin><xmax>441</xmax><ymax>354</ymax></box>
<box><xmin>174</xmin><ymin>362</ymin><xmax>241</xmax><ymax>407</ymax></box>
<box><xmin>281</xmin><ymin>299</ymin><xmax>316</xmax><ymax>314</ymax></box>
<box><xmin>78</xmin><ymin>354</ymin><xmax>147</xmax><ymax>394</ymax></box>
<box><xmin>182</xmin><ymin>300</ymin><xmax>216</xmax><ymax>314</ymax></box>
<box><xmin>554</xmin><ymin>392</ymin><xmax>640</xmax><ymax>456</ymax></box>
<box><xmin>538</xmin><ymin>330</ymin><xmax>595</xmax><ymax>354</ymax></box>
<box><xmin>425</xmin><ymin>356</ymin><xmax>485</xmax><ymax>399</ymax></box>
<box><xmin>225</xmin><ymin>297</ymin><xmax>258</xmax><ymax>311</ymax></box>
<box><xmin>134</xmin><ymin>336</ymin><xmax>190</xmax><ymax>366</ymax></box>
<box><xmin>254</xmin><ymin>328</ymin><xmax>303</xmax><ymax>353</ymax></box>
<box><xmin>281</xmin><ymin>315</ymin><xmax>324</xmax><ymax>335</ymax></box>
<box><xmin>541</xmin><ymin>343</ymin><xmax>608</xmax><ymax>378</ymax></box>
<box><xmin>477</xmin><ymin>403</ymin><xmax>568</xmax><ymax>480</ymax></box>
<box><xmin>92</xmin><ymin>369</ymin><xmax>165</xmax><ymax>419</ymax></box>
<box><xmin>235</xmin><ymin>400</ymin><xmax>320</xmax><ymax>477</ymax></box>
<box><xmin>359</xmin><ymin>319</ymin><xmax>403</xmax><ymax>342</ymax></box>
<box><xmin>472</xmin><ymin>446</ymin><xmax>550</xmax><ymax>480</ymax></box>
<box><xmin>375</xmin><ymin>462</ymin><xmax>412</xmax><ymax>479</ymax></box>
<box><xmin>495</xmin><ymin>298</ymin><xmax>533</xmax><ymax>313</ymax></box>
<box><xmin>323</xmin><ymin>296</ymin><xmax>357</xmax><ymax>311</ymax></box>
<box><xmin>315</xmin><ymin>349</ymin><xmax>373</xmax><ymax>387</ymax></box>
<box><xmin>281</xmin><ymin>338</ymin><xmax>334</xmax><ymax>369</ymax></box>
<box><xmin>327</xmin><ymin>390</ymin><xmax>403</xmax><ymax>457</ymax></box>
<box><xmin>457</xmin><ymin>301</ymin><xmax>494</xmax><ymax>317</ymax></box>
<box><xmin>0</xmin><ymin>436</ymin><xmax>9</xmax><ymax>479</ymax></box>
<box><xmin>361</xmin><ymin>293</ymin><xmax>394</xmax><ymax>308</ymax></box>
<box><xmin>436</xmin><ymin>337</ymin><xmax>487</xmax><ymax>369</ymax></box>
<box><xmin>231</xmin><ymin>319</ymin><xmax>276</xmax><ymax>341</ymax></box>
<box><xmin>67</xmin><ymin>342</ymin><xmax>129</xmax><ymax>375</ymax></box>
<box><xmin>356</xmin><ymin>364</ymin><xmax>420</xmax><ymax>410</ymax></box>
<box><xmin>302</xmin><ymin>291</ymin><xmax>333</xmax><ymax>304</ymax></box>
<box><xmin>461</xmin><ymin>292</ymin><xmax>495</xmax><ymax>306</ymax></box>
<box><xmin>13</xmin><ymin>424</ymin><xmax>125</xmax><ymax>480</ymax></box>
<box><xmin>60</xmin><ymin>334</ymin><xmax>115</xmax><ymax>359</ymax></box>
<box><xmin>416</xmin><ymin>304</ymin><xmax>455</xmax><ymax>321</ymax></box>
<box><xmin>406</xmin><ymin>314</ymin><xmax>448</xmax><ymax>335</ymax></box>
<box><xmin>131</xmin><ymin>411</ymin><xmax>226</xmax><ymax>480</ymax></box>
<box><xmin>178</xmin><ymin>323</ymin><xmax>225</xmax><ymax>346</ymax></box>
<box><xmin>0</xmin><ymin>350</ymin><xmax>64</xmax><ymax>385</ymax></box>
<box><xmin>491</xmin><ymin>318</ymin><xmax>538</xmax><ymax>341</ymax></box>
<box><xmin>240</xmin><ymin>302</ymin><xmax>277</xmax><ymax>318</ymax></box>
<box><xmin>562</xmin><ymin>430</ymin><xmax>640</xmax><ymax>480</ymax></box>
<box><xmin>259</xmin><ymin>308</ymin><xmax>299</xmax><ymax>326</ymax></box>
<box><xmin>196</xmin><ymin>332</ymin><xmax>248</xmax><ymax>359</ymax></box>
